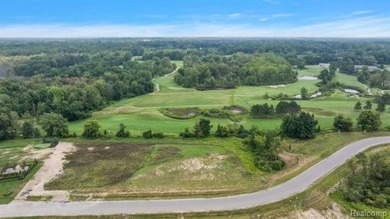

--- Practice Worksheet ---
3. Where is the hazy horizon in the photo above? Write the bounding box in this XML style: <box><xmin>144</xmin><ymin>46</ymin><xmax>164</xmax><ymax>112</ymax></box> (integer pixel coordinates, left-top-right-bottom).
<box><xmin>0</xmin><ymin>0</ymin><xmax>389</xmax><ymax>38</ymax></box>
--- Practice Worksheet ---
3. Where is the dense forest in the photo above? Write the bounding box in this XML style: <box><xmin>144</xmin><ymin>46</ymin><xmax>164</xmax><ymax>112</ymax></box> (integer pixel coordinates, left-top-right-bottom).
<box><xmin>341</xmin><ymin>153</ymin><xmax>390</xmax><ymax>208</ymax></box>
<box><xmin>174</xmin><ymin>54</ymin><xmax>297</xmax><ymax>90</ymax></box>
<box><xmin>0</xmin><ymin>52</ymin><xmax>175</xmax><ymax>123</ymax></box>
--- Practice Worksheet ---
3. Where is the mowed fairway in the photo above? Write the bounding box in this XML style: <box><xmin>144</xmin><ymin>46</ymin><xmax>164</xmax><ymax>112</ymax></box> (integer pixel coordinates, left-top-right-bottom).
<box><xmin>69</xmin><ymin>64</ymin><xmax>390</xmax><ymax>135</ymax></box>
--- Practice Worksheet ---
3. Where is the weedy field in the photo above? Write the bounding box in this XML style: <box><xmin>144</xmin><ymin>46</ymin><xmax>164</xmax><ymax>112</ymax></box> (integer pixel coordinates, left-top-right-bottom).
<box><xmin>42</xmin><ymin>131</ymin><xmax>390</xmax><ymax>200</ymax></box>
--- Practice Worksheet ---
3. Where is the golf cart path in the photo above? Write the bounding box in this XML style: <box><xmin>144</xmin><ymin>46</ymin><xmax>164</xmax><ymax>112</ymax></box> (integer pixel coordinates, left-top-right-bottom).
<box><xmin>1</xmin><ymin>136</ymin><xmax>390</xmax><ymax>217</ymax></box>
<box><xmin>150</xmin><ymin>67</ymin><xmax>179</xmax><ymax>95</ymax></box>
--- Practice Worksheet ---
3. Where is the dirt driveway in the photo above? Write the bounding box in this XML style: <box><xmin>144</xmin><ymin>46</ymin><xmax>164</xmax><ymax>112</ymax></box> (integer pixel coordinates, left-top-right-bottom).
<box><xmin>12</xmin><ymin>142</ymin><xmax>76</xmax><ymax>203</ymax></box>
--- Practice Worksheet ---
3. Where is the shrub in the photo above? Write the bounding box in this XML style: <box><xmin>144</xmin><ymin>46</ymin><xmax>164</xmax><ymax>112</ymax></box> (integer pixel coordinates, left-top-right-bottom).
<box><xmin>116</xmin><ymin>123</ymin><xmax>130</xmax><ymax>138</ymax></box>
<box><xmin>179</xmin><ymin>128</ymin><xmax>194</xmax><ymax>138</ymax></box>
<box><xmin>152</xmin><ymin>132</ymin><xmax>164</xmax><ymax>139</ymax></box>
<box><xmin>3</xmin><ymin>191</ymin><xmax>12</xmax><ymax>196</ymax></box>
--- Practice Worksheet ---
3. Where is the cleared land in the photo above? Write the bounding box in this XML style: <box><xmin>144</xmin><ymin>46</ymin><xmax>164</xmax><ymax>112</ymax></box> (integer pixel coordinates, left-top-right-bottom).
<box><xmin>13</xmin><ymin>142</ymin><xmax>76</xmax><ymax>203</ymax></box>
<box><xmin>1</xmin><ymin>137</ymin><xmax>390</xmax><ymax>218</ymax></box>
<box><xmin>44</xmin><ymin>132</ymin><xmax>390</xmax><ymax>200</ymax></box>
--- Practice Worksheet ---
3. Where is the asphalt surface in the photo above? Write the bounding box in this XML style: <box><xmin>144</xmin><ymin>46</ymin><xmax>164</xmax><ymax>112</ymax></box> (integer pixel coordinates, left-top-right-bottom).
<box><xmin>1</xmin><ymin>136</ymin><xmax>389</xmax><ymax>217</ymax></box>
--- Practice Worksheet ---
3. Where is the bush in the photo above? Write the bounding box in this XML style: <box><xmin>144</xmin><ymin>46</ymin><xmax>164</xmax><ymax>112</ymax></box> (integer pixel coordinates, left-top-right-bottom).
<box><xmin>3</xmin><ymin>191</ymin><xmax>12</xmax><ymax>196</ymax></box>
<box><xmin>116</xmin><ymin>123</ymin><xmax>130</xmax><ymax>138</ymax></box>
<box><xmin>179</xmin><ymin>128</ymin><xmax>194</xmax><ymax>138</ymax></box>
<box><xmin>152</xmin><ymin>132</ymin><xmax>164</xmax><ymax>139</ymax></box>
<box><xmin>143</xmin><ymin>130</ymin><xmax>164</xmax><ymax>139</ymax></box>
<box><xmin>142</xmin><ymin>130</ymin><xmax>153</xmax><ymax>139</ymax></box>
<box><xmin>333</xmin><ymin>115</ymin><xmax>353</xmax><ymax>132</ymax></box>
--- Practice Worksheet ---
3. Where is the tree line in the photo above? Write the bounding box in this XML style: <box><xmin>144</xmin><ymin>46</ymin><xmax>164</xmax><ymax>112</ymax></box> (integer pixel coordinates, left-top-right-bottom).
<box><xmin>174</xmin><ymin>54</ymin><xmax>297</xmax><ymax>90</ymax></box>
<box><xmin>0</xmin><ymin>53</ymin><xmax>175</xmax><ymax>123</ymax></box>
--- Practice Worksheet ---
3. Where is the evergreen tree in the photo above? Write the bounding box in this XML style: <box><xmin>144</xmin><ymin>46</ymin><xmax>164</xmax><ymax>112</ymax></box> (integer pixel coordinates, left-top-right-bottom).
<box><xmin>354</xmin><ymin>101</ymin><xmax>362</xmax><ymax>110</ymax></box>
<box><xmin>363</xmin><ymin>101</ymin><xmax>372</xmax><ymax>110</ymax></box>
<box><xmin>116</xmin><ymin>123</ymin><xmax>130</xmax><ymax>138</ymax></box>
<box><xmin>21</xmin><ymin>121</ymin><xmax>35</xmax><ymax>139</ymax></box>
<box><xmin>300</xmin><ymin>87</ymin><xmax>309</xmax><ymax>100</ymax></box>
<box><xmin>280</xmin><ymin>112</ymin><xmax>318</xmax><ymax>139</ymax></box>
<box><xmin>376</xmin><ymin>102</ymin><xmax>386</xmax><ymax>113</ymax></box>
<box><xmin>194</xmin><ymin>119</ymin><xmax>212</xmax><ymax>137</ymax></box>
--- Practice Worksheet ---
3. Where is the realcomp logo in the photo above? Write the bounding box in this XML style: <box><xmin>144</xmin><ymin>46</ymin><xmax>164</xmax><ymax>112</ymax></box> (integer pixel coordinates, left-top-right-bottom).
<box><xmin>350</xmin><ymin>210</ymin><xmax>387</xmax><ymax>218</ymax></box>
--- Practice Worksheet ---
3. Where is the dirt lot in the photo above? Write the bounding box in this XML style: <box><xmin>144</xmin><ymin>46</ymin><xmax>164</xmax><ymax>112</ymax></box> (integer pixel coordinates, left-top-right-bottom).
<box><xmin>12</xmin><ymin>142</ymin><xmax>76</xmax><ymax>203</ymax></box>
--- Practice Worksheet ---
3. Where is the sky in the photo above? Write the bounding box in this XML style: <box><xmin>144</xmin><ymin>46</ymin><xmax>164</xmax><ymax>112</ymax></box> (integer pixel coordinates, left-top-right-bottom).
<box><xmin>0</xmin><ymin>0</ymin><xmax>389</xmax><ymax>38</ymax></box>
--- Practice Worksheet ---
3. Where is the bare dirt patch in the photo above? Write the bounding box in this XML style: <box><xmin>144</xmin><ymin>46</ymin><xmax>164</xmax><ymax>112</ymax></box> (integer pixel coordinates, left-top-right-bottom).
<box><xmin>268</xmin><ymin>84</ymin><xmax>286</xmax><ymax>88</ymax></box>
<box><xmin>291</xmin><ymin>203</ymin><xmax>349</xmax><ymax>219</ymax></box>
<box><xmin>222</xmin><ymin>105</ymin><xmax>248</xmax><ymax>115</ymax></box>
<box><xmin>279</xmin><ymin>152</ymin><xmax>299</xmax><ymax>168</ymax></box>
<box><xmin>13</xmin><ymin>142</ymin><xmax>76</xmax><ymax>203</ymax></box>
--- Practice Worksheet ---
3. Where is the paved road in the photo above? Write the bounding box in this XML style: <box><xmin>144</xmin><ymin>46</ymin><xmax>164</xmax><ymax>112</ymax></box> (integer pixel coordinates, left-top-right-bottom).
<box><xmin>1</xmin><ymin>136</ymin><xmax>389</xmax><ymax>217</ymax></box>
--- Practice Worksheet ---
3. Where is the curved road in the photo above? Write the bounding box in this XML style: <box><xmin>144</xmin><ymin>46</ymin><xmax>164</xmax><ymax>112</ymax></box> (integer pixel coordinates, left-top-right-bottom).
<box><xmin>1</xmin><ymin>136</ymin><xmax>390</xmax><ymax>217</ymax></box>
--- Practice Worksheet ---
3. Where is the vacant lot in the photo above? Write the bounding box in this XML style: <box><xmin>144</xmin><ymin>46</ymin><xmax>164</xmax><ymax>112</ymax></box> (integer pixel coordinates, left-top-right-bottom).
<box><xmin>45</xmin><ymin>132</ymin><xmax>390</xmax><ymax>200</ymax></box>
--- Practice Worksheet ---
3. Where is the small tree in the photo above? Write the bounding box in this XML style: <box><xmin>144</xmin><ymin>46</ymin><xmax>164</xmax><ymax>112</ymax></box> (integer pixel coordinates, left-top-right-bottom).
<box><xmin>116</xmin><ymin>123</ymin><xmax>130</xmax><ymax>138</ymax></box>
<box><xmin>40</xmin><ymin>113</ymin><xmax>69</xmax><ymax>137</ymax></box>
<box><xmin>300</xmin><ymin>87</ymin><xmax>309</xmax><ymax>100</ymax></box>
<box><xmin>82</xmin><ymin>120</ymin><xmax>101</xmax><ymax>139</ymax></box>
<box><xmin>21</xmin><ymin>121</ymin><xmax>35</xmax><ymax>139</ymax></box>
<box><xmin>376</xmin><ymin>102</ymin><xmax>386</xmax><ymax>113</ymax></box>
<box><xmin>363</xmin><ymin>101</ymin><xmax>372</xmax><ymax>110</ymax></box>
<box><xmin>333</xmin><ymin>115</ymin><xmax>353</xmax><ymax>132</ymax></box>
<box><xmin>357</xmin><ymin>111</ymin><xmax>382</xmax><ymax>132</ymax></box>
<box><xmin>275</xmin><ymin>101</ymin><xmax>301</xmax><ymax>115</ymax></box>
<box><xmin>354</xmin><ymin>102</ymin><xmax>362</xmax><ymax>110</ymax></box>
<box><xmin>193</xmin><ymin>119</ymin><xmax>212</xmax><ymax>138</ymax></box>
<box><xmin>280</xmin><ymin>112</ymin><xmax>318</xmax><ymax>139</ymax></box>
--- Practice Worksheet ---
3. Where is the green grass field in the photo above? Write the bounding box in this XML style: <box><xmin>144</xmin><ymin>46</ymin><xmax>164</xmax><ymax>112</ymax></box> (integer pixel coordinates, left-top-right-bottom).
<box><xmin>68</xmin><ymin>65</ymin><xmax>390</xmax><ymax>136</ymax></box>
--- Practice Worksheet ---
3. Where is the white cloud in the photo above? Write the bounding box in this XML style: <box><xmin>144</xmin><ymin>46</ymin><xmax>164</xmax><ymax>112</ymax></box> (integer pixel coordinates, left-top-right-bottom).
<box><xmin>258</xmin><ymin>13</ymin><xmax>295</xmax><ymax>22</ymax></box>
<box><xmin>0</xmin><ymin>16</ymin><xmax>390</xmax><ymax>38</ymax></box>
<box><xmin>228</xmin><ymin>13</ymin><xmax>242</xmax><ymax>19</ymax></box>
<box><xmin>259</xmin><ymin>17</ymin><xmax>270</xmax><ymax>22</ymax></box>
<box><xmin>353</xmin><ymin>10</ymin><xmax>375</xmax><ymax>15</ymax></box>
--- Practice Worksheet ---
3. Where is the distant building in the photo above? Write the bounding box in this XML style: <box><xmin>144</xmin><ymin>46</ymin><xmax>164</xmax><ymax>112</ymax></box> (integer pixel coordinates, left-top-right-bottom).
<box><xmin>319</xmin><ymin>63</ymin><xmax>330</xmax><ymax>68</ymax></box>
